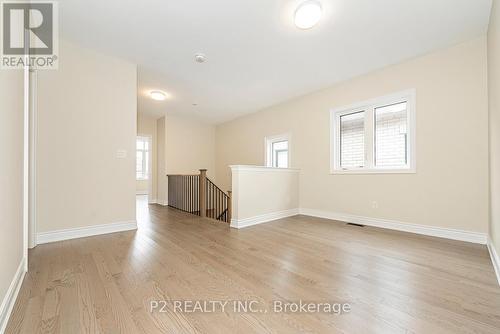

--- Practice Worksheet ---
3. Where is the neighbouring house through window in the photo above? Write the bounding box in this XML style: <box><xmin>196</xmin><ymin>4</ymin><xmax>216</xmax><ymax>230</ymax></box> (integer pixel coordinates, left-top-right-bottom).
<box><xmin>331</xmin><ymin>89</ymin><xmax>416</xmax><ymax>174</ymax></box>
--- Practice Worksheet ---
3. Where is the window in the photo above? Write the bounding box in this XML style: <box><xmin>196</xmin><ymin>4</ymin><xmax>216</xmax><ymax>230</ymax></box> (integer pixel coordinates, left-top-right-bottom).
<box><xmin>136</xmin><ymin>136</ymin><xmax>150</xmax><ymax>180</ymax></box>
<box><xmin>265</xmin><ymin>134</ymin><xmax>290</xmax><ymax>168</ymax></box>
<box><xmin>340</xmin><ymin>111</ymin><xmax>365</xmax><ymax>169</ymax></box>
<box><xmin>375</xmin><ymin>102</ymin><xmax>408</xmax><ymax>167</ymax></box>
<box><xmin>331</xmin><ymin>90</ymin><xmax>416</xmax><ymax>174</ymax></box>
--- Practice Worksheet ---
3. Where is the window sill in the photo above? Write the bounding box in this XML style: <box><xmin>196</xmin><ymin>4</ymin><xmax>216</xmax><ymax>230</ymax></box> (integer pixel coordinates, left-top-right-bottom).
<box><xmin>330</xmin><ymin>168</ymin><xmax>416</xmax><ymax>175</ymax></box>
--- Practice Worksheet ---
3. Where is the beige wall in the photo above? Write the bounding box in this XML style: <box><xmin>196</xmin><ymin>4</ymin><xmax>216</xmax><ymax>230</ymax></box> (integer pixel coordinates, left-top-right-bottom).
<box><xmin>37</xmin><ymin>40</ymin><xmax>137</xmax><ymax>233</ymax></box>
<box><xmin>153</xmin><ymin>114</ymin><xmax>216</xmax><ymax>205</ymax></box>
<box><xmin>231</xmin><ymin>166</ymin><xmax>299</xmax><ymax>228</ymax></box>
<box><xmin>137</xmin><ymin>113</ymin><xmax>158</xmax><ymax>197</ymax></box>
<box><xmin>156</xmin><ymin>117</ymin><xmax>168</xmax><ymax>205</ymax></box>
<box><xmin>489</xmin><ymin>0</ymin><xmax>500</xmax><ymax>252</ymax></box>
<box><xmin>0</xmin><ymin>70</ymin><xmax>25</xmax><ymax>327</ymax></box>
<box><xmin>136</xmin><ymin>180</ymin><xmax>149</xmax><ymax>193</ymax></box>
<box><xmin>165</xmin><ymin>115</ymin><xmax>216</xmax><ymax>178</ymax></box>
<box><xmin>216</xmin><ymin>37</ymin><xmax>489</xmax><ymax>233</ymax></box>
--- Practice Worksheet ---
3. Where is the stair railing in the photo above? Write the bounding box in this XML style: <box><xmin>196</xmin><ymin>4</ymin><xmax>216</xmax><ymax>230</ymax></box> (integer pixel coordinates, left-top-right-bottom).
<box><xmin>167</xmin><ymin>169</ymin><xmax>231</xmax><ymax>223</ymax></box>
<box><xmin>167</xmin><ymin>174</ymin><xmax>200</xmax><ymax>215</ymax></box>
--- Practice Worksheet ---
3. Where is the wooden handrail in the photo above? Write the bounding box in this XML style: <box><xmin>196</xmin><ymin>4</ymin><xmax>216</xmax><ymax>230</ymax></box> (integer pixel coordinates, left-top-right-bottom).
<box><xmin>205</xmin><ymin>178</ymin><xmax>230</xmax><ymax>222</ymax></box>
<box><xmin>167</xmin><ymin>169</ymin><xmax>231</xmax><ymax>223</ymax></box>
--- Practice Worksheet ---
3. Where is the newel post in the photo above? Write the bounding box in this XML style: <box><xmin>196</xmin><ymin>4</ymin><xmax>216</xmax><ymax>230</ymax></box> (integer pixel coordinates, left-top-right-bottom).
<box><xmin>227</xmin><ymin>190</ymin><xmax>232</xmax><ymax>223</ymax></box>
<box><xmin>199</xmin><ymin>169</ymin><xmax>207</xmax><ymax>218</ymax></box>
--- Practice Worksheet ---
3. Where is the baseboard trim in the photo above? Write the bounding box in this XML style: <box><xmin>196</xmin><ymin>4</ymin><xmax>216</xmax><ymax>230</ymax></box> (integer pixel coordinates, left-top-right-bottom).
<box><xmin>230</xmin><ymin>208</ymin><xmax>299</xmax><ymax>229</ymax></box>
<box><xmin>487</xmin><ymin>237</ymin><xmax>500</xmax><ymax>286</ymax></box>
<box><xmin>37</xmin><ymin>220</ymin><xmax>137</xmax><ymax>244</ymax></box>
<box><xmin>299</xmin><ymin>208</ymin><xmax>487</xmax><ymax>245</ymax></box>
<box><xmin>0</xmin><ymin>257</ymin><xmax>26</xmax><ymax>334</ymax></box>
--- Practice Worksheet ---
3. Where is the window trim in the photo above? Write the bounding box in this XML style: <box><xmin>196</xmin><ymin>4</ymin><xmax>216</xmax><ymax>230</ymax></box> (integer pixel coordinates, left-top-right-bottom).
<box><xmin>330</xmin><ymin>89</ymin><xmax>416</xmax><ymax>174</ymax></box>
<box><xmin>265</xmin><ymin>133</ymin><xmax>291</xmax><ymax>168</ymax></box>
<box><xmin>136</xmin><ymin>135</ymin><xmax>151</xmax><ymax>181</ymax></box>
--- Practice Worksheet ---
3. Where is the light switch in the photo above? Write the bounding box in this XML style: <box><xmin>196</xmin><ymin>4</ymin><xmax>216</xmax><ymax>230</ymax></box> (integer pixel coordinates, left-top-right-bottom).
<box><xmin>116</xmin><ymin>149</ymin><xmax>127</xmax><ymax>158</ymax></box>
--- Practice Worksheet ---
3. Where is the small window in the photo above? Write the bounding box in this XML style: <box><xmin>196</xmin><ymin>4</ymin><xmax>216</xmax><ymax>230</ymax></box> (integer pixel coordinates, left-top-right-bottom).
<box><xmin>265</xmin><ymin>134</ymin><xmax>290</xmax><ymax>168</ymax></box>
<box><xmin>331</xmin><ymin>90</ymin><xmax>416</xmax><ymax>174</ymax></box>
<box><xmin>136</xmin><ymin>136</ymin><xmax>150</xmax><ymax>180</ymax></box>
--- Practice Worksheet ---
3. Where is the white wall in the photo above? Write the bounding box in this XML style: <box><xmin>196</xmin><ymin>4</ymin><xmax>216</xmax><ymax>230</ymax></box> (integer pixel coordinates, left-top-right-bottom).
<box><xmin>137</xmin><ymin>113</ymin><xmax>158</xmax><ymax>198</ymax></box>
<box><xmin>489</xmin><ymin>0</ymin><xmax>500</xmax><ymax>254</ymax></box>
<box><xmin>230</xmin><ymin>166</ymin><xmax>299</xmax><ymax>228</ymax></box>
<box><xmin>0</xmin><ymin>70</ymin><xmax>25</xmax><ymax>330</ymax></box>
<box><xmin>216</xmin><ymin>37</ymin><xmax>489</xmax><ymax>234</ymax></box>
<box><xmin>37</xmin><ymin>40</ymin><xmax>137</xmax><ymax>233</ymax></box>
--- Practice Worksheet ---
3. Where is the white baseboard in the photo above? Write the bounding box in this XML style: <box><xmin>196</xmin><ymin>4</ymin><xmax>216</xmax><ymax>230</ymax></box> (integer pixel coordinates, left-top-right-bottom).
<box><xmin>37</xmin><ymin>220</ymin><xmax>137</xmax><ymax>244</ymax></box>
<box><xmin>0</xmin><ymin>257</ymin><xmax>26</xmax><ymax>334</ymax></box>
<box><xmin>155</xmin><ymin>200</ymin><xmax>168</xmax><ymax>206</ymax></box>
<box><xmin>230</xmin><ymin>208</ymin><xmax>299</xmax><ymax>229</ymax></box>
<box><xmin>487</xmin><ymin>237</ymin><xmax>500</xmax><ymax>286</ymax></box>
<box><xmin>299</xmin><ymin>208</ymin><xmax>487</xmax><ymax>245</ymax></box>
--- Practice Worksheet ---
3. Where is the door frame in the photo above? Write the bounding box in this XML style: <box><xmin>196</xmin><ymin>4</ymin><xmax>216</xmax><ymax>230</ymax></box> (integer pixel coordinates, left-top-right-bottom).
<box><xmin>28</xmin><ymin>70</ymin><xmax>38</xmax><ymax>249</ymax></box>
<box><xmin>137</xmin><ymin>134</ymin><xmax>153</xmax><ymax>203</ymax></box>
<box><xmin>22</xmin><ymin>64</ymin><xmax>29</xmax><ymax>269</ymax></box>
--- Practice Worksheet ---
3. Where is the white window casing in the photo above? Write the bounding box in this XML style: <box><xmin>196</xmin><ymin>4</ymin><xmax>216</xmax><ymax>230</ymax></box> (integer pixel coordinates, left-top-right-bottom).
<box><xmin>265</xmin><ymin>133</ymin><xmax>291</xmax><ymax>168</ymax></box>
<box><xmin>330</xmin><ymin>89</ymin><xmax>416</xmax><ymax>174</ymax></box>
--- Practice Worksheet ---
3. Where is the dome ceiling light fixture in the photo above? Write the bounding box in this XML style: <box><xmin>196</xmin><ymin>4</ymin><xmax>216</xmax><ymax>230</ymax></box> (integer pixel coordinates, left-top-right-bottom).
<box><xmin>150</xmin><ymin>90</ymin><xmax>167</xmax><ymax>101</ymax></box>
<box><xmin>294</xmin><ymin>0</ymin><xmax>323</xmax><ymax>29</ymax></box>
<box><xmin>195</xmin><ymin>53</ymin><xmax>206</xmax><ymax>63</ymax></box>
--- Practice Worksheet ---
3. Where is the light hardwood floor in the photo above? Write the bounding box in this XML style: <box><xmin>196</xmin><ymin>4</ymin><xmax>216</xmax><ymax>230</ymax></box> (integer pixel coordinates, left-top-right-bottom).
<box><xmin>6</xmin><ymin>196</ymin><xmax>500</xmax><ymax>333</ymax></box>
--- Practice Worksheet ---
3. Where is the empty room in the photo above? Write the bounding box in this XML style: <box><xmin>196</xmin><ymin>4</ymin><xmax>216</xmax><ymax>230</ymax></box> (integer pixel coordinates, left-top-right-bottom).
<box><xmin>2</xmin><ymin>0</ymin><xmax>500</xmax><ymax>333</ymax></box>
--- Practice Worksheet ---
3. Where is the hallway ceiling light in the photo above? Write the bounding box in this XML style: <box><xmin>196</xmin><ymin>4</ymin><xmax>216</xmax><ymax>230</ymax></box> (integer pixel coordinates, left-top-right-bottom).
<box><xmin>150</xmin><ymin>90</ymin><xmax>167</xmax><ymax>101</ymax></box>
<box><xmin>294</xmin><ymin>0</ymin><xmax>322</xmax><ymax>29</ymax></box>
<box><xmin>195</xmin><ymin>53</ymin><xmax>206</xmax><ymax>63</ymax></box>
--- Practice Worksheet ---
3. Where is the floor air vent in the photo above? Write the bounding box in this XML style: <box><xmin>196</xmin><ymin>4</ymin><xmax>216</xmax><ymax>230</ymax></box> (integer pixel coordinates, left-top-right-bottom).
<box><xmin>346</xmin><ymin>223</ymin><xmax>365</xmax><ymax>227</ymax></box>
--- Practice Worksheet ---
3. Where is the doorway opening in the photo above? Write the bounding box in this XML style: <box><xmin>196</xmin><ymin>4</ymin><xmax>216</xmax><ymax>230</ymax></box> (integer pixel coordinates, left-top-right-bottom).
<box><xmin>136</xmin><ymin>135</ymin><xmax>153</xmax><ymax>202</ymax></box>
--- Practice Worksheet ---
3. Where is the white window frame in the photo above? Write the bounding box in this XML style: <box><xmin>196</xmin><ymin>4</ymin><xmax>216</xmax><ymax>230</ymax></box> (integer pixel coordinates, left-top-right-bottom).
<box><xmin>136</xmin><ymin>135</ymin><xmax>151</xmax><ymax>180</ymax></box>
<box><xmin>330</xmin><ymin>89</ymin><xmax>416</xmax><ymax>174</ymax></box>
<box><xmin>265</xmin><ymin>133</ymin><xmax>291</xmax><ymax>168</ymax></box>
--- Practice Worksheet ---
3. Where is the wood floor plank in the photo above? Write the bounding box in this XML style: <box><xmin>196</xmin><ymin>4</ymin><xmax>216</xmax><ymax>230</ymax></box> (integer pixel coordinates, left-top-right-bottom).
<box><xmin>5</xmin><ymin>196</ymin><xmax>500</xmax><ymax>333</ymax></box>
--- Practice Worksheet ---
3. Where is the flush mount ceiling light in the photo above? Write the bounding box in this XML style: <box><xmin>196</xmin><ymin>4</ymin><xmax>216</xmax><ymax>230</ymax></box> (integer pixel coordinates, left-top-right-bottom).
<box><xmin>150</xmin><ymin>90</ymin><xmax>167</xmax><ymax>101</ymax></box>
<box><xmin>195</xmin><ymin>53</ymin><xmax>206</xmax><ymax>63</ymax></box>
<box><xmin>294</xmin><ymin>0</ymin><xmax>322</xmax><ymax>29</ymax></box>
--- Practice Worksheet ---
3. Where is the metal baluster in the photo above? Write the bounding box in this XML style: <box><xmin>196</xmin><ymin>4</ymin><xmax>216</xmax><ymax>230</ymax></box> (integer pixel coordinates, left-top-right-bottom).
<box><xmin>211</xmin><ymin>182</ymin><xmax>214</xmax><ymax>218</ymax></box>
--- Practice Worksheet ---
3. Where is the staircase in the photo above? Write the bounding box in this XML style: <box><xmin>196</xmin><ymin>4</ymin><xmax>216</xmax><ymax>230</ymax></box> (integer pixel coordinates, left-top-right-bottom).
<box><xmin>167</xmin><ymin>169</ymin><xmax>232</xmax><ymax>223</ymax></box>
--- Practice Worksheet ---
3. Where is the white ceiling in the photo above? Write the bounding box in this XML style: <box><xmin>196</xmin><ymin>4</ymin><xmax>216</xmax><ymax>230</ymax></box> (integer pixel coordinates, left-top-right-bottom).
<box><xmin>60</xmin><ymin>0</ymin><xmax>492</xmax><ymax>123</ymax></box>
